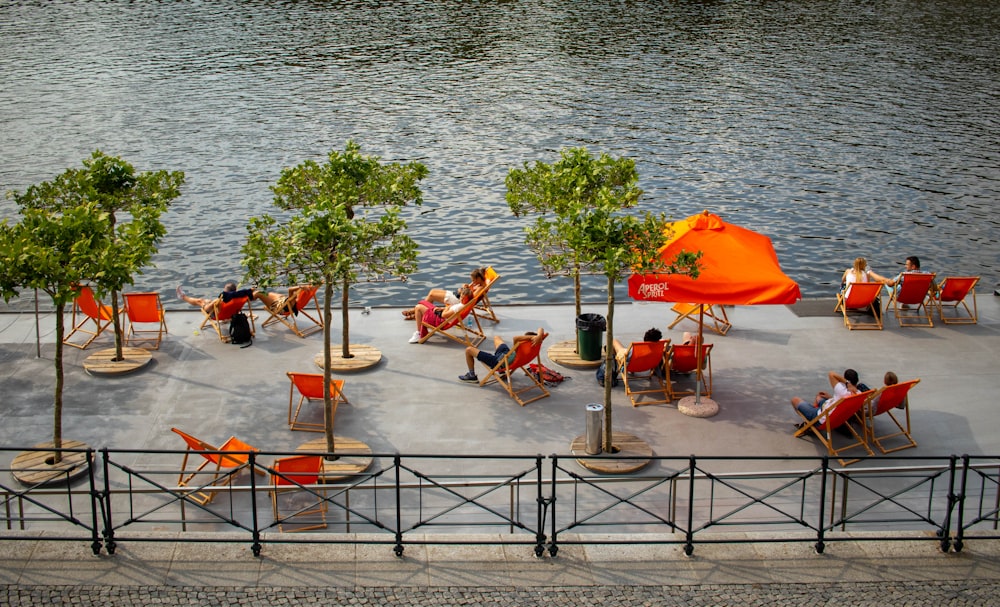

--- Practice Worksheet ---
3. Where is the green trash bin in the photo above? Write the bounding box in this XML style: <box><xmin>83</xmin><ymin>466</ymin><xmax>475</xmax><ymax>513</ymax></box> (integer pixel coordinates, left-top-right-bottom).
<box><xmin>576</xmin><ymin>313</ymin><xmax>606</xmax><ymax>361</ymax></box>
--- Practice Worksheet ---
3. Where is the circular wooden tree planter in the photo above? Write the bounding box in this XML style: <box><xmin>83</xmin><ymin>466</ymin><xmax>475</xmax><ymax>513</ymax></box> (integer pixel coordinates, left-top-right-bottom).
<box><xmin>11</xmin><ymin>440</ymin><xmax>93</xmax><ymax>486</ymax></box>
<box><xmin>569</xmin><ymin>432</ymin><xmax>653</xmax><ymax>474</ymax></box>
<box><xmin>313</xmin><ymin>344</ymin><xmax>381</xmax><ymax>373</ymax></box>
<box><xmin>547</xmin><ymin>339</ymin><xmax>602</xmax><ymax>369</ymax></box>
<box><xmin>83</xmin><ymin>347</ymin><xmax>152</xmax><ymax>376</ymax></box>
<box><xmin>296</xmin><ymin>436</ymin><xmax>374</xmax><ymax>482</ymax></box>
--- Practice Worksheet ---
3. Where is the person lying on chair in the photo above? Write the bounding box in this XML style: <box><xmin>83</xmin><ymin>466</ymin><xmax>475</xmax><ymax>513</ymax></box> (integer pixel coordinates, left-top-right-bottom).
<box><xmin>177</xmin><ymin>281</ymin><xmax>254</xmax><ymax>316</ymax></box>
<box><xmin>401</xmin><ymin>268</ymin><xmax>488</xmax><ymax>320</ymax></box>
<box><xmin>406</xmin><ymin>286</ymin><xmax>473</xmax><ymax>344</ymax></box>
<box><xmin>458</xmin><ymin>327</ymin><xmax>549</xmax><ymax>382</ymax></box>
<box><xmin>252</xmin><ymin>285</ymin><xmax>306</xmax><ymax>315</ymax></box>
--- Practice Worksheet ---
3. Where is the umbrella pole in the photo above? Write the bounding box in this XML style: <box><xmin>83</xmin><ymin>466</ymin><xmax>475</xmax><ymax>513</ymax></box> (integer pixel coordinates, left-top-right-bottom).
<box><xmin>694</xmin><ymin>305</ymin><xmax>705</xmax><ymax>404</ymax></box>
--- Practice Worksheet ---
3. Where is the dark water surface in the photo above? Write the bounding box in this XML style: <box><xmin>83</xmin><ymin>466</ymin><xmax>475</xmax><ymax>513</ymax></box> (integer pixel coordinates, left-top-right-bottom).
<box><xmin>2</xmin><ymin>0</ymin><xmax>998</xmax><ymax>309</ymax></box>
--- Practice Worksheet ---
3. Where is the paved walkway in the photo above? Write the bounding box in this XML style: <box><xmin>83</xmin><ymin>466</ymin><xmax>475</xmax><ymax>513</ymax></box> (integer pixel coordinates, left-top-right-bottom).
<box><xmin>2</xmin><ymin>295</ymin><xmax>999</xmax><ymax>603</ymax></box>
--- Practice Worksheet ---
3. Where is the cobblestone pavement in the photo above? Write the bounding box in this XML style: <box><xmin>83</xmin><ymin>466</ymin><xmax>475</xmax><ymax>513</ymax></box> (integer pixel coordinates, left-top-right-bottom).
<box><xmin>4</xmin><ymin>582</ymin><xmax>998</xmax><ymax>606</ymax></box>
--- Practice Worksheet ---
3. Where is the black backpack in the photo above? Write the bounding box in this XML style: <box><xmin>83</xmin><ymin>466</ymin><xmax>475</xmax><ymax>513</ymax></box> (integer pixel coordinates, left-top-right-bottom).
<box><xmin>228</xmin><ymin>312</ymin><xmax>252</xmax><ymax>348</ymax></box>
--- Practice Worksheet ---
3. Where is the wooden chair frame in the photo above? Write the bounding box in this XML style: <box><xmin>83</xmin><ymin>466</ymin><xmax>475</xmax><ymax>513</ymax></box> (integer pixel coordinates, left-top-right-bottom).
<box><xmin>668</xmin><ymin>303</ymin><xmax>731</xmax><ymax>336</ymax></box>
<box><xmin>261</xmin><ymin>285</ymin><xmax>324</xmax><ymax>338</ymax></box>
<box><xmin>473</xmin><ymin>266</ymin><xmax>501</xmax><ymax>324</ymax></box>
<box><xmin>123</xmin><ymin>291</ymin><xmax>168</xmax><ymax>350</ymax></box>
<box><xmin>885</xmin><ymin>272</ymin><xmax>936</xmax><ymax>328</ymax></box>
<box><xmin>419</xmin><ymin>294</ymin><xmax>486</xmax><ymax>347</ymax></box>
<box><xmin>479</xmin><ymin>338</ymin><xmax>550</xmax><ymax>406</ymax></box>
<box><xmin>269</xmin><ymin>454</ymin><xmax>327</xmax><ymax>532</ymax></box>
<box><xmin>666</xmin><ymin>343</ymin><xmax>713</xmax><ymax>399</ymax></box>
<box><xmin>287</xmin><ymin>371</ymin><xmax>350</xmax><ymax>432</ymax></box>
<box><xmin>64</xmin><ymin>285</ymin><xmax>115</xmax><ymax>350</ymax></box>
<box><xmin>200</xmin><ymin>295</ymin><xmax>256</xmax><ymax>343</ymax></box>
<box><xmin>865</xmin><ymin>379</ymin><xmax>920</xmax><ymax>454</ymax></box>
<box><xmin>171</xmin><ymin>427</ymin><xmax>262</xmax><ymax>506</ymax></box>
<box><xmin>793</xmin><ymin>390</ymin><xmax>875</xmax><ymax>466</ymax></box>
<box><xmin>834</xmin><ymin>282</ymin><xmax>883</xmax><ymax>330</ymax></box>
<box><xmin>932</xmin><ymin>276</ymin><xmax>979</xmax><ymax>325</ymax></box>
<box><xmin>621</xmin><ymin>340</ymin><xmax>672</xmax><ymax>407</ymax></box>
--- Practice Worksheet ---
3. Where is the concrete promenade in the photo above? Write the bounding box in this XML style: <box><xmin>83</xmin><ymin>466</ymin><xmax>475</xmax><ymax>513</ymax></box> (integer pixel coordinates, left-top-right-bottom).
<box><xmin>1</xmin><ymin>294</ymin><xmax>999</xmax><ymax>605</ymax></box>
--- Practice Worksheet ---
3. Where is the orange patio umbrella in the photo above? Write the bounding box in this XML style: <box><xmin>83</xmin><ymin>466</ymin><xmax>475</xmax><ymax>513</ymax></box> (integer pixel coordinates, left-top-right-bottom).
<box><xmin>628</xmin><ymin>210</ymin><xmax>801</xmax><ymax>411</ymax></box>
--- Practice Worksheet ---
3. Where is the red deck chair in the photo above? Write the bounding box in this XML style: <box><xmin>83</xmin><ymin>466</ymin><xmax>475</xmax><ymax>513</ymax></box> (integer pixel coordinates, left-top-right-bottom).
<box><xmin>621</xmin><ymin>340</ymin><xmax>672</xmax><ymax>407</ymax></box>
<box><xmin>170</xmin><ymin>427</ymin><xmax>262</xmax><ymax>506</ymax></box>
<box><xmin>473</xmin><ymin>266</ymin><xmax>501</xmax><ymax>324</ymax></box>
<box><xmin>286</xmin><ymin>371</ymin><xmax>350</xmax><ymax>432</ymax></box>
<box><xmin>834</xmin><ymin>282</ymin><xmax>883</xmax><ymax>330</ymax></box>
<box><xmin>419</xmin><ymin>295</ymin><xmax>486</xmax><ymax>347</ymax></box>
<box><xmin>667</xmin><ymin>303</ymin><xmax>731</xmax><ymax>336</ymax></box>
<box><xmin>865</xmin><ymin>379</ymin><xmax>920</xmax><ymax>454</ymax></box>
<box><xmin>269</xmin><ymin>454</ymin><xmax>327</xmax><ymax>532</ymax></box>
<box><xmin>200</xmin><ymin>294</ymin><xmax>255</xmax><ymax>343</ymax></box>
<box><xmin>122</xmin><ymin>291</ymin><xmax>168</xmax><ymax>349</ymax></box>
<box><xmin>666</xmin><ymin>342</ymin><xmax>713</xmax><ymax>399</ymax></box>
<box><xmin>793</xmin><ymin>389</ymin><xmax>876</xmax><ymax>466</ymax></box>
<box><xmin>479</xmin><ymin>336</ymin><xmax>550</xmax><ymax>406</ymax></box>
<box><xmin>932</xmin><ymin>276</ymin><xmax>979</xmax><ymax>325</ymax></box>
<box><xmin>261</xmin><ymin>285</ymin><xmax>324</xmax><ymax>338</ymax></box>
<box><xmin>885</xmin><ymin>272</ymin><xmax>936</xmax><ymax>328</ymax></box>
<box><xmin>63</xmin><ymin>285</ymin><xmax>115</xmax><ymax>349</ymax></box>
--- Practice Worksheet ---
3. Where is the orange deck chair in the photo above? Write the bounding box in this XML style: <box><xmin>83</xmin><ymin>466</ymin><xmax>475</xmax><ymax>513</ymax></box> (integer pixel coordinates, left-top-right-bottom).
<box><xmin>667</xmin><ymin>303</ymin><xmax>731</xmax><ymax>336</ymax></box>
<box><xmin>418</xmin><ymin>295</ymin><xmax>486</xmax><ymax>347</ymax></box>
<box><xmin>261</xmin><ymin>285</ymin><xmax>323</xmax><ymax>338</ymax></box>
<box><xmin>621</xmin><ymin>340</ymin><xmax>672</xmax><ymax>407</ymax></box>
<box><xmin>170</xmin><ymin>427</ymin><xmax>262</xmax><ymax>506</ymax></box>
<box><xmin>63</xmin><ymin>285</ymin><xmax>115</xmax><ymax>349</ymax></box>
<box><xmin>286</xmin><ymin>371</ymin><xmax>350</xmax><ymax>432</ymax></box>
<box><xmin>865</xmin><ymin>378</ymin><xmax>920</xmax><ymax>454</ymax></box>
<box><xmin>269</xmin><ymin>454</ymin><xmax>327</xmax><ymax>533</ymax></box>
<box><xmin>473</xmin><ymin>266</ymin><xmax>501</xmax><ymax>324</ymax></box>
<box><xmin>834</xmin><ymin>282</ymin><xmax>883</xmax><ymax>330</ymax></box>
<box><xmin>666</xmin><ymin>342</ymin><xmax>713</xmax><ymax>399</ymax></box>
<box><xmin>200</xmin><ymin>293</ymin><xmax>255</xmax><ymax>343</ymax></box>
<box><xmin>885</xmin><ymin>272</ymin><xmax>936</xmax><ymax>328</ymax></box>
<box><xmin>479</xmin><ymin>336</ymin><xmax>550</xmax><ymax>406</ymax></box>
<box><xmin>122</xmin><ymin>291</ymin><xmax>168</xmax><ymax>349</ymax></box>
<box><xmin>793</xmin><ymin>389</ymin><xmax>876</xmax><ymax>466</ymax></box>
<box><xmin>932</xmin><ymin>276</ymin><xmax>979</xmax><ymax>325</ymax></box>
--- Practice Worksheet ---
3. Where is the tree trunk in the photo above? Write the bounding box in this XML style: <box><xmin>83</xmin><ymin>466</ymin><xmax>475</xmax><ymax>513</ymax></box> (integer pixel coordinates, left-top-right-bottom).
<box><xmin>323</xmin><ymin>279</ymin><xmax>336</xmax><ymax>455</ymax></box>
<box><xmin>111</xmin><ymin>289</ymin><xmax>123</xmax><ymax>361</ymax></box>
<box><xmin>341</xmin><ymin>277</ymin><xmax>352</xmax><ymax>359</ymax></box>
<box><xmin>53</xmin><ymin>301</ymin><xmax>65</xmax><ymax>464</ymax></box>
<box><xmin>573</xmin><ymin>264</ymin><xmax>582</xmax><ymax>319</ymax></box>
<box><xmin>603</xmin><ymin>276</ymin><xmax>615</xmax><ymax>453</ymax></box>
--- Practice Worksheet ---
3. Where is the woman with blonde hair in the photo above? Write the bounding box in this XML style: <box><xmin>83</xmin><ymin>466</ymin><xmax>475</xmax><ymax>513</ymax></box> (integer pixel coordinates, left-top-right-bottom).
<box><xmin>841</xmin><ymin>257</ymin><xmax>891</xmax><ymax>289</ymax></box>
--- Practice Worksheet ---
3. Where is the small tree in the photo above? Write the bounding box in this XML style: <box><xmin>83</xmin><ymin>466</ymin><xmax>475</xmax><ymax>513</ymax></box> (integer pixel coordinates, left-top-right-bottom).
<box><xmin>506</xmin><ymin>147</ymin><xmax>642</xmax><ymax>317</ymax></box>
<box><xmin>0</xmin><ymin>203</ymin><xmax>112</xmax><ymax>464</ymax></box>
<box><xmin>15</xmin><ymin>150</ymin><xmax>184</xmax><ymax>361</ymax></box>
<box><xmin>243</xmin><ymin>141</ymin><xmax>426</xmax><ymax>454</ymax></box>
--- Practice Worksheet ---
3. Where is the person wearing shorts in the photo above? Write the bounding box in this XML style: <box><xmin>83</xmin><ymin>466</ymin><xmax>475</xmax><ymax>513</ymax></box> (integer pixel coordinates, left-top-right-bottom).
<box><xmin>458</xmin><ymin>328</ymin><xmax>549</xmax><ymax>382</ymax></box>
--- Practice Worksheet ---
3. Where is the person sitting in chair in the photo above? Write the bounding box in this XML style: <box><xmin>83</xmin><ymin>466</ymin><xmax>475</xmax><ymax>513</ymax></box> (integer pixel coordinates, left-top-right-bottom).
<box><xmin>611</xmin><ymin>327</ymin><xmax>663</xmax><ymax>368</ymax></box>
<box><xmin>406</xmin><ymin>286</ymin><xmax>473</xmax><ymax>344</ymax></box>
<box><xmin>791</xmin><ymin>369</ymin><xmax>861</xmax><ymax>429</ymax></box>
<box><xmin>458</xmin><ymin>327</ymin><xmax>549</xmax><ymax>382</ymax></box>
<box><xmin>177</xmin><ymin>281</ymin><xmax>253</xmax><ymax>316</ymax></box>
<box><xmin>401</xmin><ymin>268</ymin><xmax>488</xmax><ymax>320</ymax></box>
<box><xmin>252</xmin><ymin>285</ymin><xmax>305</xmax><ymax>315</ymax></box>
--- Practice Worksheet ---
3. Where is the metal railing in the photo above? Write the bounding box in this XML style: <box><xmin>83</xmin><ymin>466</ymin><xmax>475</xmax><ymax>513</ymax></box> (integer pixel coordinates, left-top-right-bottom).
<box><xmin>3</xmin><ymin>447</ymin><xmax>998</xmax><ymax>558</ymax></box>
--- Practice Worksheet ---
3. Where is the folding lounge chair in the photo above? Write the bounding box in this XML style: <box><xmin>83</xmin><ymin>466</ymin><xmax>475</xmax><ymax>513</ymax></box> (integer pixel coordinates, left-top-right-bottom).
<box><xmin>63</xmin><ymin>285</ymin><xmax>115</xmax><ymax>349</ymax></box>
<box><xmin>834</xmin><ymin>282</ymin><xmax>883</xmax><ymax>330</ymax></box>
<box><xmin>473</xmin><ymin>266</ymin><xmax>501</xmax><ymax>324</ymax></box>
<box><xmin>479</xmin><ymin>337</ymin><xmax>550</xmax><ymax>406</ymax></box>
<box><xmin>792</xmin><ymin>389</ymin><xmax>875</xmax><ymax>466</ymax></box>
<box><xmin>932</xmin><ymin>276</ymin><xmax>979</xmax><ymax>325</ymax></box>
<box><xmin>885</xmin><ymin>272</ymin><xmax>936</xmax><ymax>328</ymax></box>
<box><xmin>200</xmin><ymin>293</ymin><xmax>255</xmax><ymax>343</ymax></box>
<box><xmin>269</xmin><ymin>454</ymin><xmax>327</xmax><ymax>532</ymax></box>
<box><xmin>418</xmin><ymin>295</ymin><xmax>486</xmax><ymax>347</ymax></box>
<box><xmin>667</xmin><ymin>303</ymin><xmax>731</xmax><ymax>336</ymax></box>
<box><xmin>170</xmin><ymin>427</ymin><xmax>262</xmax><ymax>506</ymax></box>
<box><xmin>666</xmin><ymin>342</ymin><xmax>713</xmax><ymax>399</ymax></box>
<box><xmin>261</xmin><ymin>285</ymin><xmax>324</xmax><ymax>338</ymax></box>
<box><xmin>865</xmin><ymin>379</ymin><xmax>920</xmax><ymax>454</ymax></box>
<box><xmin>621</xmin><ymin>340</ymin><xmax>672</xmax><ymax>407</ymax></box>
<box><xmin>122</xmin><ymin>291</ymin><xmax>168</xmax><ymax>349</ymax></box>
<box><xmin>287</xmin><ymin>371</ymin><xmax>350</xmax><ymax>432</ymax></box>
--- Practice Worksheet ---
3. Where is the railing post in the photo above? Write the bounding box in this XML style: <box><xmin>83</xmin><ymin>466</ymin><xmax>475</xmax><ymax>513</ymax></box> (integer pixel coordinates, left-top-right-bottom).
<box><xmin>86</xmin><ymin>448</ymin><xmax>102</xmax><ymax>555</ymax></box>
<box><xmin>684</xmin><ymin>455</ymin><xmax>695</xmax><ymax>556</ymax></box>
<box><xmin>533</xmin><ymin>454</ymin><xmax>546</xmax><ymax>558</ymax></box>
<box><xmin>815</xmin><ymin>456</ymin><xmax>829</xmax><ymax>554</ymax></box>
<box><xmin>99</xmin><ymin>447</ymin><xmax>114</xmax><ymax>555</ymax></box>
<box><xmin>946</xmin><ymin>454</ymin><xmax>965</xmax><ymax>553</ymax></box>
<box><xmin>249</xmin><ymin>451</ymin><xmax>261</xmax><ymax>557</ymax></box>
<box><xmin>393</xmin><ymin>453</ymin><xmax>404</xmax><ymax>557</ymax></box>
<box><xmin>545</xmin><ymin>454</ymin><xmax>558</xmax><ymax>557</ymax></box>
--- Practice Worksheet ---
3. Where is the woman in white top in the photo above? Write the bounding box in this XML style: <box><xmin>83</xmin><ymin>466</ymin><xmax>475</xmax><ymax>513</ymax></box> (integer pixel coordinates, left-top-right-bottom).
<box><xmin>841</xmin><ymin>257</ymin><xmax>891</xmax><ymax>290</ymax></box>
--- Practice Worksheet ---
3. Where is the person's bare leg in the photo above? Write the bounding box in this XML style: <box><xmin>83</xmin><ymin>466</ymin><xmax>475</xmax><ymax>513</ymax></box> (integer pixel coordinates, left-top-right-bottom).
<box><xmin>177</xmin><ymin>286</ymin><xmax>214</xmax><ymax>314</ymax></box>
<box><xmin>425</xmin><ymin>288</ymin><xmax>448</xmax><ymax>304</ymax></box>
<box><xmin>464</xmin><ymin>346</ymin><xmax>478</xmax><ymax>371</ymax></box>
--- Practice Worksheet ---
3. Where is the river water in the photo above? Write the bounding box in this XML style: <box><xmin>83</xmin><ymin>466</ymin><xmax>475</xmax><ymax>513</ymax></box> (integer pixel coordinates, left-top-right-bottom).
<box><xmin>2</xmin><ymin>0</ymin><xmax>998</xmax><ymax>310</ymax></box>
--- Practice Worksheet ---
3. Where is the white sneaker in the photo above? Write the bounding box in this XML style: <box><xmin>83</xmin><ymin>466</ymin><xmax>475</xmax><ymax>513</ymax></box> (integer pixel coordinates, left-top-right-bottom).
<box><xmin>408</xmin><ymin>331</ymin><xmax>421</xmax><ymax>344</ymax></box>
